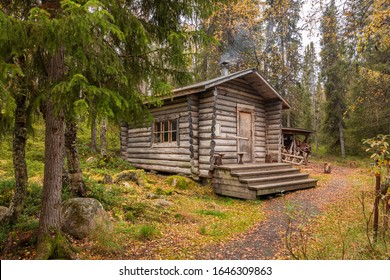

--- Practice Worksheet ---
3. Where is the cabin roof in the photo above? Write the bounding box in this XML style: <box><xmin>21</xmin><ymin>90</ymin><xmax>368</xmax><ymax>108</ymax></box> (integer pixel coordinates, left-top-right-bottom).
<box><xmin>282</xmin><ymin>127</ymin><xmax>315</xmax><ymax>135</ymax></box>
<box><xmin>171</xmin><ymin>68</ymin><xmax>291</xmax><ymax>109</ymax></box>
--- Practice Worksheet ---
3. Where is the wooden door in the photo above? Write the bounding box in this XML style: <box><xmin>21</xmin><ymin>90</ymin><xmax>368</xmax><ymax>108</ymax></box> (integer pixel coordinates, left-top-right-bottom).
<box><xmin>238</xmin><ymin>110</ymin><xmax>254</xmax><ymax>162</ymax></box>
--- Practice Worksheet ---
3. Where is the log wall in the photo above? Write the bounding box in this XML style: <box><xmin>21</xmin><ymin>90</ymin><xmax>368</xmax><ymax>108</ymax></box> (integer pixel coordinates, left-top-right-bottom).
<box><xmin>120</xmin><ymin>122</ymin><xmax>128</xmax><ymax>158</ymax></box>
<box><xmin>265</xmin><ymin>100</ymin><xmax>283</xmax><ymax>162</ymax></box>
<box><xmin>120</xmin><ymin>81</ymin><xmax>284</xmax><ymax>178</ymax></box>
<box><xmin>124</xmin><ymin>98</ymin><xmax>193</xmax><ymax>176</ymax></box>
<box><xmin>198</xmin><ymin>90</ymin><xmax>217</xmax><ymax>177</ymax></box>
<box><xmin>214</xmin><ymin>84</ymin><xmax>266</xmax><ymax>163</ymax></box>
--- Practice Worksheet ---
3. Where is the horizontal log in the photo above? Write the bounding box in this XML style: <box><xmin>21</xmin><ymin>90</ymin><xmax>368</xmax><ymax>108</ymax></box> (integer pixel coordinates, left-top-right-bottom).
<box><xmin>127</xmin><ymin>153</ymin><xmax>190</xmax><ymax>161</ymax></box>
<box><xmin>217</xmin><ymin>85</ymin><xmax>264</xmax><ymax>102</ymax></box>
<box><xmin>213</xmin><ymin>138</ymin><xmax>237</xmax><ymax>146</ymax></box>
<box><xmin>199</xmin><ymin>109</ymin><xmax>214</xmax><ymax>116</ymax></box>
<box><xmin>267</xmin><ymin>144</ymin><xmax>280</xmax><ymax>150</ymax></box>
<box><xmin>216</xmin><ymin>115</ymin><xmax>236</xmax><ymax>123</ymax></box>
<box><xmin>131</xmin><ymin>163</ymin><xmax>191</xmax><ymax>175</ymax></box>
<box><xmin>219</xmin><ymin>90</ymin><xmax>264</xmax><ymax>105</ymax></box>
<box><xmin>179</xmin><ymin>122</ymin><xmax>190</xmax><ymax>129</ymax></box>
<box><xmin>126</xmin><ymin>147</ymin><xmax>190</xmax><ymax>154</ymax></box>
<box><xmin>267</xmin><ymin>134</ymin><xmax>281</xmax><ymax>141</ymax></box>
<box><xmin>151</xmin><ymin>100</ymin><xmax>187</xmax><ymax>111</ymax></box>
<box><xmin>127</xmin><ymin>136</ymin><xmax>151</xmax><ymax>143</ymax></box>
<box><xmin>127</xmin><ymin>131</ymin><xmax>151</xmax><ymax>138</ymax></box>
<box><xmin>127</xmin><ymin>158</ymin><xmax>192</xmax><ymax>168</ymax></box>
<box><xmin>199</xmin><ymin>95</ymin><xmax>216</xmax><ymax>104</ymax></box>
<box><xmin>199</xmin><ymin>120</ymin><xmax>213</xmax><ymax>126</ymax></box>
<box><xmin>215</xmin><ymin>103</ymin><xmax>236</xmax><ymax>113</ymax></box>
<box><xmin>199</xmin><ymin>113</ymin><xmax>214</xmax><ymax>121</ymax></box>
<box><xmin>128</xmin><ymin>127</ymin><xmax>150</xmax><ymax>134</ymax></box>
<box><xmin>221</xmin><ymin>126</ymin><xmax>237</xmax><ymax>134</ymax></box>
<box><xmin>267</xmin><ymin>124</ymin><xmax>281</xmax><ymax>130</ymax></box>
<box><xmin>213</xmin><ymin>145</ymin><xmax>238</xmax><ymax>152</ymax></box>
<box><xmin>127</xmin><ymin>142</ymin><xmax>152</xmax><ymax>148</ymax></box>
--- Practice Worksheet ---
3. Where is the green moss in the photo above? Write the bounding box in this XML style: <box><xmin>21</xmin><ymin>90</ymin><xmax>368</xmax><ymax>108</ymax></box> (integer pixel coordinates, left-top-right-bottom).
<box><xmin>165</xmin><ymin>175</ymin><xmax>194</xmax><ymax>190</ymax></box>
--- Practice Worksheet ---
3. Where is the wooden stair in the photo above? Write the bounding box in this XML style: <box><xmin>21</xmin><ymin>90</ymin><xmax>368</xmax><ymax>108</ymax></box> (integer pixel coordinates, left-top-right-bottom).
<box><xmin>212</xmin><ymin>163</ymin><xmax>317</xmax><ymax>200</ymax></box>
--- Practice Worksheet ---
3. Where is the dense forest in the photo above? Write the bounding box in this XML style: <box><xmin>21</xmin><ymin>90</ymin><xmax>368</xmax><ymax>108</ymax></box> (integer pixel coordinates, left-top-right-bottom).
<box><xmin>0</xmin><ymin>0</ymin><xmax>389</xmax><ymax>260</ymax></box>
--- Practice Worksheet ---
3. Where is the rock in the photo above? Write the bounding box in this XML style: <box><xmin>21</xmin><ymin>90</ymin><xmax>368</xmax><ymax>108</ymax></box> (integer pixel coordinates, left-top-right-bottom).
<box><xmin>113</xmin><ymin>169</ymin><xmax>146</xmax><ymax>186</ymax></box>
<box><xmin>165</xmin><ymin>175</ymin><xmax>193</xmax><ymax>190</ymax></box>
<box><xmin>153</xmin><ymin>199</ymin><xmax>173</xmax><ymax>207</ymax></box>
<box><xmin>147</xmin><ymin>193</ymin><xmax>165</xmax><ymax>199</ymax></box>
<box><xmin>61</xmin><ymin>198</ymin><xmax>111</xmax><ymax>239</ymax></box>
<box><xmin>0</xmin><ymin>206</ymin><xmax>9</xmax><ymax>220</ymax></box>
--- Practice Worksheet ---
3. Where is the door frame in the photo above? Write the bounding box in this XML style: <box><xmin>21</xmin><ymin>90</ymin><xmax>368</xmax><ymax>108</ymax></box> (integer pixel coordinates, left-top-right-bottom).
<box><xmin>236</xmin><ymin>104</ymin><xmax>255</xmax><ymax>163</ymax></box>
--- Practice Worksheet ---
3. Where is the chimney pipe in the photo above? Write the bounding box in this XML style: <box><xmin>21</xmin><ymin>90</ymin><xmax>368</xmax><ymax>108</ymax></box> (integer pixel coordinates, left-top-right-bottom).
<box><xmin>221</xmin><ymin>61</ymin><xmax>229</xmax><ymax>76</ymax></box>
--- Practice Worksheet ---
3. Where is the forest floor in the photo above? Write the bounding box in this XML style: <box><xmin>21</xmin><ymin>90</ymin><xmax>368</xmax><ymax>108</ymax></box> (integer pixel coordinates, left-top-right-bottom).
<box><xmin>193</xmin><ymin>161</ymin><xmax>361</xmax><ymax>259</ymax></box>
<box><xmin>2</xmin><ymin>158</ymin><xmax>386</xmax><ymax>260</ymax></box>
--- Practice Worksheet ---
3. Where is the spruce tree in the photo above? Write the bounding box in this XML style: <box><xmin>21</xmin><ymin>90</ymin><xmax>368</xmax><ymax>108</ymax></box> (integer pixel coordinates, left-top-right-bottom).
<box><xmin>1</xmin><ymin>0</ymin><xmax>216</xmax><ymax>259</ymax></box>
<box><xmin>320</xmin><ymin>0</ymin><xmax>347</xmax><ymax>158</ymax></box>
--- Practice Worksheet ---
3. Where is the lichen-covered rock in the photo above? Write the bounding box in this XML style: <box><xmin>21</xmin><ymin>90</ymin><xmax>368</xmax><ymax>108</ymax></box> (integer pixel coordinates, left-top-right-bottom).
<box><xmin>153</xmin><ymin>199</ymin><xmax>173</xmax><ymax>207</ymax></box>
<box><xmin>165</xmin><ymin>175</ymin><xmax>193</xmax><ymax>190</ymax></box>
<box><xmin>0</xmin><ymin>206</ymin><xmax>9</xmax><ymax>220</ymax></box>
<box><xmin>113</xmin><ymin>169</ymin><xmax>146</xmax><ymax>186</ymax></box>
<box><xmin>61</xmin><ymin>198</ymin><xmax>111</xmax><ymax>239</ymax></box>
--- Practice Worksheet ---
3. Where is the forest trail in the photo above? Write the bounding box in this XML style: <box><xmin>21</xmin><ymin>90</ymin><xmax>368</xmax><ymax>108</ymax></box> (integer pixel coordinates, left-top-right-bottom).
<box><xmin>194</xmin><ymin>162</ymin><xmax>356</xmax><ymax>259</ymax></box>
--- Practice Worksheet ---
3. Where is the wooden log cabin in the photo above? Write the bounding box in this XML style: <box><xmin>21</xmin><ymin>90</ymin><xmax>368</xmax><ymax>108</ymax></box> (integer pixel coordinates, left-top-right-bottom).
<box><xmin>120</xmin><ymin>68</ymin><xmax>317</xmax><ymax>199</ymax></box>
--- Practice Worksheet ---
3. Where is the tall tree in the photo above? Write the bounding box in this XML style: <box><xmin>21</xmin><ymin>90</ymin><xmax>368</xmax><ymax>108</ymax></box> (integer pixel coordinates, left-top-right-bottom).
<box><xmin>1</xmin><ymin>0</ymin><xmax>216</xmax><ymax>259</ymax></box>
<box><xmin>195</xmin><ymin>0</ymin><xmax>266</xmax><ymax>80</ymax></box>
<box><xmin>320</xmin><ymin>0</ymin><xmax>347</xmax><ymax>158</ymax></box>
<box><xmin>262</xmin><ymin>0</ymin><xmax>303</xmax><ymax>126</ymax></box>
<box><xmin>343</xmin><ymin>0</ymin><xmax>390</xmax><ymax>153</ymax></box>
<box><xmin>0</xmin><ymin>1</ymin><xmax>40</xmax><ymax>225</ymax></box>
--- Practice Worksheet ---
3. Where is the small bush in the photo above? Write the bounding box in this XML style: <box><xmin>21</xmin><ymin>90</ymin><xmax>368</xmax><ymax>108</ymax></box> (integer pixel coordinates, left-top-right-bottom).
<box><xmin>0</xmin><ymin>179</ymin><xmax>15</xmax><ymax>205</ymax></box>
<box><xmin>135</xmin><ymin>224</ymin><xmax>160</xmax><ymax>241</ymax></box>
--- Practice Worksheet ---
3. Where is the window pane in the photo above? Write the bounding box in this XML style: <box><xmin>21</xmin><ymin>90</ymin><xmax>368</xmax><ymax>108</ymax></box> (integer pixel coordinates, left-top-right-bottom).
<box><xmin>164</xmin><ymin>121</ymin><xmax>169</xmax><ymax>132</ymax></box>
<box><xmin>155</xmin><ymin>122</ymin><xmax>161</xmax><ymax>133</ymax></box>
<box><xmin>171</xmin><ymin>120</ymin><xmax>177</xmax><ymax>131</ymax></box>
<box><xmin>172</xmin><ymin>131</ymin><xmax>177</xmax><ymax>142</ymax></box>
<box><xmin>164</xmin><ymin>132</ymin><xmax>169</xmax><ymax>142</ymax></box>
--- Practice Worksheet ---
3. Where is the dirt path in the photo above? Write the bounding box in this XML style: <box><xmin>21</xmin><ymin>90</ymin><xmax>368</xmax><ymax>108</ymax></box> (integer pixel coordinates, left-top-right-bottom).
<box><xmin>194</xmin><ymin>162</ymin><xmax>355</xmax><ymax>259</ymax></box>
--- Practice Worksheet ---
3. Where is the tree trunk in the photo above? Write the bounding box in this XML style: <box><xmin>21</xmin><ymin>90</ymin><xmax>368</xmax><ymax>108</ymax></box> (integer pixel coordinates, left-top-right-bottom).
<box><xmin>91</xmin><ymin>115</ymin><xmax>97</xmax><ymax>153</ymax></box>
<box><xmin>100</xmin><ymin>118</ymin><xmax>107</xmax><ymax>157</ymax></box>
<box><xmin>36</xmin><ymin>41</ymin><xmax>72</xmax><ymax>259</ymax></box>
<box><xmin>65</xmin><ymin>121</ymin><xmax>86</xmax><ymax>197</ymax></box>
<box><xmin>373</xmin><ymin>174</ymin><xmax>381</xmax><ymax>242</ymax></box>
<box><xmin>338</xmin><ymin>115</ymin><xmax>346</xmax><ymax>159</ymax></box>
<box><xmin>0</xmin><ymin>96</ymin><xmax>28</xmax><ymax>225</ymax></box>
<box><xmin>36</xmin><ymin>98</ymin><xmax>69</xmax><ymax>259</ymax></box>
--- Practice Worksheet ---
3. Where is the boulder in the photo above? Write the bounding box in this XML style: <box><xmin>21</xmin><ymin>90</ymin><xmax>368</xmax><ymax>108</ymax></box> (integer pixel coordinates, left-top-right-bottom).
<box><xmin>61</xmin><ymin>198</ymin><xmax>111</xmax><ymax>239</ymax></box>
<box><xmin>165</xmin><ymin>175</ymin><xmax>193</xmax><ymax>190</ymax></box>
<box><xmin>153</xmin><ymin>199</ymin><xmax>173</xmax><ymax>207</ymax></box>
<box><xmin>113</xmin><ymin>169</ymin><xmax>146</xmax><ymax>186</ymax></box>
<box><xmin>0</xmin><ymin>206</ymin><xmax>9</xmax><ymax>220</ymax></box>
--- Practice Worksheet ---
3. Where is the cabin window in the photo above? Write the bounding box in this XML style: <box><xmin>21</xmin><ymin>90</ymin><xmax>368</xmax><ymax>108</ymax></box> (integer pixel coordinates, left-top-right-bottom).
<box><xmin>153</xmin><ymin>119</ymin><xmax>178</xmax><ymax>145</ymax></box>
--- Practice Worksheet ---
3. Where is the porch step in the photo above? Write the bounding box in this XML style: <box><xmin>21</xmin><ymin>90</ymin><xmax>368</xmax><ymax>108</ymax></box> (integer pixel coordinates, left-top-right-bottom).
<box><xmin>217</xmin><ymin>163</ymin><xmax>293</xmax><ymax>172</ymax></box>
<box><xmin>240</xmin><ymin>173</ymin><xmax>309</xmax><ymax>185</ymax></box>
<box><xmin>212</xmin><ymin>163</ymin><xmax>317</xmax><ymax>200</ymax></box>
<box><xmin>231</xmin><ymin>168</ymin><xmax>301</xmax><ymax>179</ymax></box>
<box><xmin>248</xmin><ymin>179</ymin><xmax>318</xmax><ymax>196</ymax></box>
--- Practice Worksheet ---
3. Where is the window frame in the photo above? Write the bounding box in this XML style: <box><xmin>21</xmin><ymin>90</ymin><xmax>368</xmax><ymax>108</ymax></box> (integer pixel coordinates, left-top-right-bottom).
<box><xmin>152</xmin><ymin>118</ymin><xmax>179</xmax><ymax>147</ymax></box>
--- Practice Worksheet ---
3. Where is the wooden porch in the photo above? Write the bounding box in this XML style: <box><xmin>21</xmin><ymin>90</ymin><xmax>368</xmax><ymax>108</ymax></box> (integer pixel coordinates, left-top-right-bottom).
<box><xmin>212</xmin><ymin>163</ymin><xmax>317</xmax><ymax>200</ymax></box>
